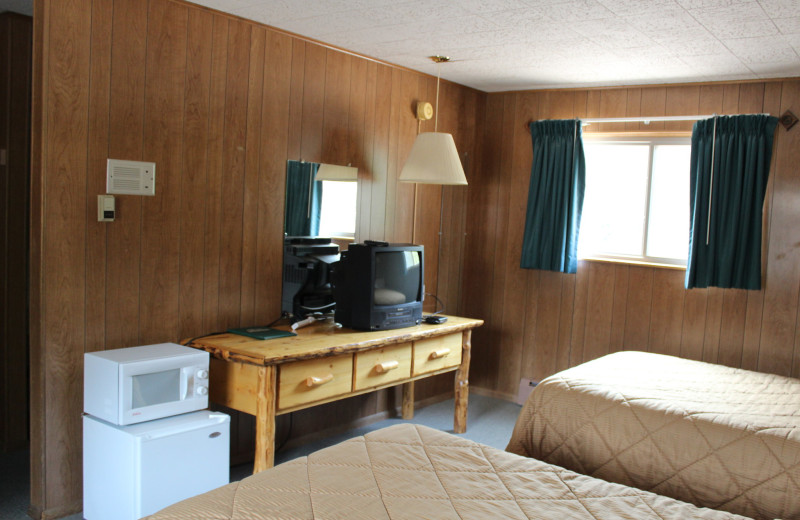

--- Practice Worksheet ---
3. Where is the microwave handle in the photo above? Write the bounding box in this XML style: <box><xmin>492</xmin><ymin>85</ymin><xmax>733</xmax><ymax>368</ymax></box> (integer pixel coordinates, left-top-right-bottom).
<box><xmin>180</xmin><ymin>367</ymin><xmax>190</xmax><ymax>400</ymax></box>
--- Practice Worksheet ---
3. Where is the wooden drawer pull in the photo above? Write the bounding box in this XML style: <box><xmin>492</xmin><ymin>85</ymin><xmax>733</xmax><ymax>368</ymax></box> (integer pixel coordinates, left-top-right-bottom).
<box><xmin>375</xmin><ymin>360</ymin><xmax>399</xmax><ymax>373</ymax></box>
<box><xmin>429</xmin><ymin>348</ymin><xmax>451</xmax><ymax>360</ymax></box>
<box><xmin>305</xmin><ymin>374</ymin><xmax>334</xmax><ymax>387</ymax></box>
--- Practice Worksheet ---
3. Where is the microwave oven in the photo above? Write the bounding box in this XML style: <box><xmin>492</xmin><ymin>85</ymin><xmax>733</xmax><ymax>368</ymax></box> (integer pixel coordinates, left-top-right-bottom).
<box><xmin>84</xmin><ymin>343</ymin><xmax>210</xmax><ymax>426</ymax></box>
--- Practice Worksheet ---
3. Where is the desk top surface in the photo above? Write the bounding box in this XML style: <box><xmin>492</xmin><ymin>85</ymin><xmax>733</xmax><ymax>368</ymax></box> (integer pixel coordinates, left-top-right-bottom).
<box><xmin>185</xmin><ymin>315</ymin><xmax>483</xmax><ymax>366</ymax></box>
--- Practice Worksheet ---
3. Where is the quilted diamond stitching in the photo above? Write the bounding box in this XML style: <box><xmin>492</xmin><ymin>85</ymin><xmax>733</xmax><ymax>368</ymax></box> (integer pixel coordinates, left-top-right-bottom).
<box><xmin>144</xmin><ymin>423</ymin><xmax>755</xmax><ymax>519</ymax></box>
<box><xmin>508</xmin><ymin>351</ymin><xmax>800</xmax><ymax>520</ymax></box>
<box><xmin>593</xmin><ymin>390</ymin><xmax>723</xmax><ymax>506</ymax></box>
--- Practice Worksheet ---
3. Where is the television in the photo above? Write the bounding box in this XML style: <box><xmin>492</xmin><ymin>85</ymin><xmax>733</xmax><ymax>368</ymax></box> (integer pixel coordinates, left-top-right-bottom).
<box><xmin>281</xmin><ymin>237</ymin><xmax>340</xmax><ymax>319</ymax></box>
<box><xmin>332</xmin><ymin>241</ymin><xmax>424</xmax><ymax>331</ymax></box>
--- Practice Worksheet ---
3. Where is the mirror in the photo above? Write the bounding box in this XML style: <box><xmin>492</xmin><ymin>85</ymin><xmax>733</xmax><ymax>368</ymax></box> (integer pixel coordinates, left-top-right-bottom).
<box><xmin>284</xmin><ymin>160</ymin><xmax>358</xmax><ymax>244</ymax></box>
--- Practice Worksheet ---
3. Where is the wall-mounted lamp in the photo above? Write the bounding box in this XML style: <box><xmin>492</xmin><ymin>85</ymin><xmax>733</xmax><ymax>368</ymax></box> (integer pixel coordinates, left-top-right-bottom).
<box><xmin>399</xmin><ymin>56</ymin><xmax>467</xmax><ymax>186</ymax></box>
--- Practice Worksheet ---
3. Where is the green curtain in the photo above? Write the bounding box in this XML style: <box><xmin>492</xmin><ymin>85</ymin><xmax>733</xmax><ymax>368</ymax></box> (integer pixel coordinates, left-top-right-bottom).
<box><xmin>284</xmin><ymin>161</ymin><xmax>322</xmax><ymax>237</ymax></box>
<box><xmin>520</xmin><ymin>119</ymin><xmax>585</xmax><ymax>274</ymax></box>
<box><xmin>685</xmin><ymin>114</ymin><xmax>778</xmax><ymax>290</ymax></box>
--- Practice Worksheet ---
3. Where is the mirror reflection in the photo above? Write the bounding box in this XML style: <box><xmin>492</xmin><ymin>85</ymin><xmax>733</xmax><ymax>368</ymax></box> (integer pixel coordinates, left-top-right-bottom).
<box><xmin>284</xmin><ymin>160</ymin><xmax>358</xmax><ymax>242</ymax></box>
<box><xmin>282</xmin><ymin>160</ymin><xmax>359</xmax><ymax>320</ymax></box>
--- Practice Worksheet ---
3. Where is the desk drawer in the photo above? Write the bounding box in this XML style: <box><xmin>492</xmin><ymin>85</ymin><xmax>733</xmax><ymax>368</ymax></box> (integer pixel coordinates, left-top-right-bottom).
<box><xmin>354</xmin><ymin>343</ymin><xmax>412</xmax><ymax>391</ymax></box>
<box><xmin>412</xmin><ymin>333</ymin><xmax>462</xmax><ymax>376</ymax></box>
<box><xmin>278</xmin><ymin>355</ymin><xmax>353</xmax><ymax>410</ymax></box>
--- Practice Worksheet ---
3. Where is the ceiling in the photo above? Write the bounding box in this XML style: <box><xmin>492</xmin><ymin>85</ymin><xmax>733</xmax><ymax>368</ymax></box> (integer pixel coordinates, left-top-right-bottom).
<box><xmin>189</xmin><ymin>0</ymin><xmax>800</xmax><ymax>92</ymax></box>
<box><xmin>3</xmin><ymin>0</ymin><xmax>799</xmax><ymax>92</ymax></box>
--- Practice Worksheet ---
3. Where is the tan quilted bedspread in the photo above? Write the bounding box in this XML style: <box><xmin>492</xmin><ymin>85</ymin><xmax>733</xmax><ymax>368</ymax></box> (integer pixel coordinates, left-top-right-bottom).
<box><xmin>146</xmin><ymin>423</ymin><xmax>748</xmax><ymax>519</ymax></box>
<box><xmin>507</xmin><ymin>351</ymin><xmax>800</xmax><ymax>520</ymax></box>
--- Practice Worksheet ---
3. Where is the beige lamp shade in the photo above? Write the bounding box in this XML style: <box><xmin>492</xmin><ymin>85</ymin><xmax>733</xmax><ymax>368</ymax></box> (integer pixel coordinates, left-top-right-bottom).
<box><xmin>315</xmin><ymin>163</ymin><xmax>358</xmax><ymax>181</ymax></box>
<box><xmin>399</xmin><ymin>132</ymin><xmax>467</xmax><ymax>185</ymax></box>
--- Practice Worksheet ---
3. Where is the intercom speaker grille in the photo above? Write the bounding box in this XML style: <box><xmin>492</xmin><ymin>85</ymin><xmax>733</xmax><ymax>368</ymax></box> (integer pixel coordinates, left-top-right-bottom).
<box><xmin>106</xmin><ymin>159</ymin><xmax>156</xmax><ymax>196</ymax></box>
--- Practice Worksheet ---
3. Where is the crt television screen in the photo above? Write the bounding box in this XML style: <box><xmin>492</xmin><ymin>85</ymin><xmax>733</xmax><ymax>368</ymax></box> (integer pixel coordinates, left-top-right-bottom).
<box><xmin>373</xmin><ymin>251</ymin><xmax>421</xmax><ymax>306</ymax></box>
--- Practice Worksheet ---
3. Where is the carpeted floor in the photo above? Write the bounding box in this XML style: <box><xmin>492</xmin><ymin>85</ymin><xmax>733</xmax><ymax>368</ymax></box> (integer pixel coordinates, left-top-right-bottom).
<box><xmin>1</xmin><ymin>394</ymin><xmax>521</xmax><ymax>519</ymax></box>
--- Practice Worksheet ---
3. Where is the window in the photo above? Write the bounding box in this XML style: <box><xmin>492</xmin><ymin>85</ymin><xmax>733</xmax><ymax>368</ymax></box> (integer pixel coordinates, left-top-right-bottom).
<box><xmin>317</xmin><ymin>180</ymin><xmax>357</xmax><ymax>239</ymax></box>
<box><xmin>578</xmin><ymin>136</ymin><xmax>691</xmax><ymax>266</ymax></box>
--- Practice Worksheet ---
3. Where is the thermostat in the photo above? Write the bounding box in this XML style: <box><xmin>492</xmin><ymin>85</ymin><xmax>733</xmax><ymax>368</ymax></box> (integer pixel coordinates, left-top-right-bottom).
<box><xmin>98</xmin><ymin>194</ymin><xmax>115</xmax><ymax>222</ymax></box>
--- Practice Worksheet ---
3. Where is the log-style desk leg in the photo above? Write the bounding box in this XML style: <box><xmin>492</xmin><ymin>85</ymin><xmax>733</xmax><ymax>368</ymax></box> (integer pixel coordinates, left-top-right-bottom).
<box><xmin>197</xmin><ymin>317</ymin><xmax>483</xmax><ymax>475</ymax></box>
<box><xmin>454</xmin><ymin>330</ymin><xmax>472</xmax><ymax>434</ymax></box>
<box><xmin>253</xmin><ymin>365</ymin><xmax>277</xmax><ymax>473</ymax></box>
<box><xmin>401</xmin><ymin>382</ymin><xmax>415</xmax><ymax>419</ymax></box>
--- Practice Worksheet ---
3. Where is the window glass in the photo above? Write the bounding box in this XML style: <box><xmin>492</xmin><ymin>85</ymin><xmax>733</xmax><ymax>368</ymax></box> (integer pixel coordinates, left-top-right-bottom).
<box><xmin>579</xmin><ymin>144</ymin><xmax>649</xmax><ymax>257</ymax></box>
<box><xmin>318</xmin><ymin>181</ymin><xmax>357</xmax><ymax>238</ymax></box>
<box><xmin>647</xmin><ymin>145</ymin><xmax>691</xmax><ymax>260</ymax></box>
<box><xmin>579</xmin><ymin>137</ymin><xmax>691</xmax><ymax>266</ymax></box>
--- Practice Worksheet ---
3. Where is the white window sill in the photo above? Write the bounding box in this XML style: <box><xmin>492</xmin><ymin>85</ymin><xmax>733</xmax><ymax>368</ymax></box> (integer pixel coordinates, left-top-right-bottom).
<box><xmin>579</xmin><ymin>256</ymin><xmax>687</xmax><ymax>271</ymax></box>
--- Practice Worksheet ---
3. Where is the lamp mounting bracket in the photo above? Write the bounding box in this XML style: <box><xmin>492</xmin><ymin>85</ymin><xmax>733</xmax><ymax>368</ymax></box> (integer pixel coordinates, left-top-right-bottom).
<box><xmin>429</xmin><ymin>55</ymin><xmax>451</xmax><ymax>63</ymax></box>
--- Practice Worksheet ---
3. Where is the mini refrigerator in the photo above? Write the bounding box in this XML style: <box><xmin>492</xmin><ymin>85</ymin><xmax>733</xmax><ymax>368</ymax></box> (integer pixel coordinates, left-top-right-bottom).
<box><xmin>83</xmin><ymin>410</ymin><xmax>230</xmax><ymax>520</ymax></box>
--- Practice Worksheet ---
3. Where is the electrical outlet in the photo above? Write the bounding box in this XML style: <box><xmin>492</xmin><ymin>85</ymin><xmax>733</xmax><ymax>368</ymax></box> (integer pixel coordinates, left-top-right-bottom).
<box><xmin>515</xmin><ymin>378</ymin><xmax>538</xmax><ymax>405</ymax></box>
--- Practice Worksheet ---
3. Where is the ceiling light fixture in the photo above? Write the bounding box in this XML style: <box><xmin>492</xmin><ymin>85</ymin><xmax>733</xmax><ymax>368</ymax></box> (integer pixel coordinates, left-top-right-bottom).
<box><xmin>399</xmin><ymin>56</ymin><xmax>467</xmax><ymax>186</ymax></box>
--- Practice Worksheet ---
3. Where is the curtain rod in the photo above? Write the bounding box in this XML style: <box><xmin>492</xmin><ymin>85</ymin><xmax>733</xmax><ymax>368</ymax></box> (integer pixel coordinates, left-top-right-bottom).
<box><xmin>579</xmin><ymin>113</ymin><xmax>770</xmax><ymax>125</ymax></box>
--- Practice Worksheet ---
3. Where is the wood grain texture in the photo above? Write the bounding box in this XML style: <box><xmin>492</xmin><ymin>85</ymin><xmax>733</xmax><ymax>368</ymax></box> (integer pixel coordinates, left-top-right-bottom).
<box><xmin>761</xmin><ymin>79</ymin><xmax>800</xmax><ymax>377</ymax></box>
<box><xmin>140</xmin><ymin>0</ymin><xmax>187</xmax><ymax>344</ymax></box>
<box><xmin>610</xmin><ymin>265</ymin><xmax>629</xmax><ymax>351</ymax></box>
<box><xmin>41</xmin><ymin>0</ymin><xmax>91</xmax><ymax>510</ymax></box>
<box><xmin>254</xmin><ymin>365</ymin><xmax>276</xmax><ymax>472</ymax></box>
<box><xmin>300</xmin><ymin>43</ymin><xmax>326</xmax><ymax>162</ymax></box>
<box><xmin>105</xmin><ymin>0</ymin><xmax>147</xmax><ymax>349</ymax></box>
<box><xmin>486</xmin><ymin>93</ymin><xmax>516</xmax><ymax>394</ymax></box>
<box><xmin>28</xmin><ymin>0</ymin><xmax>46</xmax><ymax>510</ymax></box>
<box><xmin>467</xmin><ymin>81</ymin><xmax>800</xmax><ymax>404</ymax></box>
<box><xmin>199</xmin><ymin>14</ymin><xmax>229</xmax><ymax>334</ymax></box>
<box><xmin>354</xmin><ymin>344</ymin><xmax>412</xmax><ymax>390</ymax></box>
<box><xmin>188</xmin><ymin>316</ymin><xmax>481</xmax><ymax>367</ymax></box>
<box><xmin>179</xmin><ymin>8</ymin><xmax>214</xmax><ymax>339</ymax></box>
<box><xmin>254</xmin><ymin>29</ymin><xmax>292</xmax><ymax>325</ymax></box>
<box><xmin>31</xmin><ymin>0</ymin><xmax>485</xmax><ymax>512</ymax></box>
<box><xmin>454</xmin><ymin>330</ymin><xmax>472</xmax><ymax>434</ymax></box>
<box><xmin>240</xmin><ymin>25</ymin><xmax>266</xmax><ymax>328</ymax></box>
<box><xmin>218</xmin><ymin>19</ymin><xmax>251</xmax><ymax>331</ymax></box>
<box><xmin>29</xmin><ymin>0</ymin><xmax>800</xmax><ymax>511</ymax></box>
<box><xmin>84</xmin><ymin>0</ymin><xmax>111</xmax><ymax>355</ymax></box>
<box><xmin>461</xmin><ymin>93</ymin><xmax>502</xmax><ymax>389</ymax></box>
<box><xmin>321</xmin><ymin>50</ymin><xmax>351</xmax><ymax>167</ymax></box>
<box><xmin>401</xmin><ymin>382</ymin><xmax>414</xmax><ymax>419</ymax></box>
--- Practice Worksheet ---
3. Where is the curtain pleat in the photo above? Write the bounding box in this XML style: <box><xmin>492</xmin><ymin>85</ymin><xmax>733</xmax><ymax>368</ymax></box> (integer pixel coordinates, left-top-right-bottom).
<box><xmin>520</xmin><ymin>120</ymin><xmax>585</xmax><ymax>274</ymax></box>
<box><xmin>685</xmin><ymin>114</ymin><xmax>778</xmax><ymax>290</ymax></box>
<box><xmin>284</xmin><ymin>161</ymin><xmax>322</xmax><ymax>237</ymax></box>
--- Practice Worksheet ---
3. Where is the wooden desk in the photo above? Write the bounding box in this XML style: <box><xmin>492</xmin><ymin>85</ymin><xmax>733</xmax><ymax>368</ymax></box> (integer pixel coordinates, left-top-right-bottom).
<box><xmin>185</xmin><ymin>315</ymin><xmax>483</xmax><ymax>473</ymax></box>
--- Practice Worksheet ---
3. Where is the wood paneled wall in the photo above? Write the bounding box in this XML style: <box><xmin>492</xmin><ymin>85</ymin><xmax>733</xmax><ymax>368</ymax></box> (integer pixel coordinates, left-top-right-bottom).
<box><xmin>30</xmin><ymin>0</ymin><xmax>482</xmax><ymax>516</ymax></box>
<box><xmin>0</xmin><ymin>12</ymin><xmax>32</xmax><ymax>454</ymax></box>
<box><xmin>464</xmin><ymin>81</ymin><xmax>800</xmax><ymax>399</ymax></box>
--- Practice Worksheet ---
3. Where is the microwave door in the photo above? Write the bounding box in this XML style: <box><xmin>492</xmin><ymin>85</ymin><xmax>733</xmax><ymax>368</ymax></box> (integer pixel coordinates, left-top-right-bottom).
<box><xmin>131</xmin><ymin>369</ymin><xmax>182</xmax><ymax>408</ymax></box>
<box><xmin>119</xmin><ymin>356</ymin><xmax>208</xmax><ymax>425</ymax></box>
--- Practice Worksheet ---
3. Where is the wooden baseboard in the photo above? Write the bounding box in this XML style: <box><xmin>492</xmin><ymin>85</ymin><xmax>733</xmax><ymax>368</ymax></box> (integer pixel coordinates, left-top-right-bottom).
<box><xmin>29</xmin><ymin>500</ymin><xmax>81</xmax><ymax>520</ymax></box>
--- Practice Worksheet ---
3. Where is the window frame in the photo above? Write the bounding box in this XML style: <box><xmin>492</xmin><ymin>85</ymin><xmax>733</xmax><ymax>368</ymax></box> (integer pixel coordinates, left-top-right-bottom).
<box><xmin>580</xmin><ymin>134</ymin><xmax>691</xmax><ymax>269</ymax></box>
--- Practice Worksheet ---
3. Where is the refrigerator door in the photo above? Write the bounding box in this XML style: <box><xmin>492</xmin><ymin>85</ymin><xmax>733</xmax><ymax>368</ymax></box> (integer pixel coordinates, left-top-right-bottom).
<box><xmin>83</xmin><ymin>411</ymin><xmax>229</xmax><ymax>520</ymax></box>
<box><xmin>137</xmin><ymin>411</ymin><xmax>230</xmax><ymax>518</ymax></box>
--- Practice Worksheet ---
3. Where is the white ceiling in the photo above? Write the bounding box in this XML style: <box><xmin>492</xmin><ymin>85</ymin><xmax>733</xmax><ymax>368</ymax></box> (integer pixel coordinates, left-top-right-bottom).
<box><xmin>3</xmin><ymin>0</ymin><xmax>798</xmax><ymax>92</ymax></box>
<box><xmin>189</xmin><ymin>0</ymin><xmax>800</xmax><ymax>92</ymax></box>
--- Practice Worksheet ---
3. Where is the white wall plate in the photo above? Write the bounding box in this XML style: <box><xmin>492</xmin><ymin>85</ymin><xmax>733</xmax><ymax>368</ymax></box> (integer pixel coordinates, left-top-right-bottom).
<box><xmin>106</xmin><ymin>159</ymin><xmax>156</xmax><ymax>196</ymax></box>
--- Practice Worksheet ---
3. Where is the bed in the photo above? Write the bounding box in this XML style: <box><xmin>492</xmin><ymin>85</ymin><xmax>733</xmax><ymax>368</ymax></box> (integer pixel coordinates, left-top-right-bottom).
<box><xmin>506</xmin><ymin>350</ymin><xmax>800</xmax><ymax>520</ymax></box>
<box><xmin>146</xmin><ymin>423</ymin><xmax>747</xmax><ymax>519</ymax></box>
